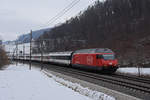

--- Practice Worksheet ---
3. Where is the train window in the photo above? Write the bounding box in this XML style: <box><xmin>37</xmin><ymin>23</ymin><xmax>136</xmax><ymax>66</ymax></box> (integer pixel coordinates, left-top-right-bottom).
<box><xmin>97</xmin><ymin>54</ymin><xmax>115</xmax><ymax>60</ymax></box>
<box><xmin>50</xmin><ymin>56</ymin><xmax>70</xmax><ymax>60</ymax></box>
<box><xmin>96</xmin><ymin>55</ymin><xmax>103</xmax><ymax>59</ymax></box>
<box><xmin>102</xmin><ymin>54</ymin><xmax>115</xmax><ymax>60</ymax></box>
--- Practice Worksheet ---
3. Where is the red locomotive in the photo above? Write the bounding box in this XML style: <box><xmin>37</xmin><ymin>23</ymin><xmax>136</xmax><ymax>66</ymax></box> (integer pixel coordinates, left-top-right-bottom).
<box><xmin>71</xmin><ymin>48</ymin><xmax>118</xmax><ymax>73</ymax></box>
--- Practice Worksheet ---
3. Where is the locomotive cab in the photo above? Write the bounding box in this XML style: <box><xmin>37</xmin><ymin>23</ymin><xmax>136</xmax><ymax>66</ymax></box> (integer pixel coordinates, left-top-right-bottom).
<box><xmin>96</xmin><ymin>53</ymin><xmax>118</xmax><ymax>73</ymax></box>
<box><xmin>96</xmin><ymin>54</ymin><xmax>118</xmax><ymax>67</ymax></box>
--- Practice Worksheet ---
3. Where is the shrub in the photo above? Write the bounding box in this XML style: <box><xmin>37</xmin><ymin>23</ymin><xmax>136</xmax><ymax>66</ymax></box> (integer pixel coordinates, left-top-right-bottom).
<box><xmin>0</xmin><ymin>47</ymin><xmax>8</xmax><ymax>69</ymax></box>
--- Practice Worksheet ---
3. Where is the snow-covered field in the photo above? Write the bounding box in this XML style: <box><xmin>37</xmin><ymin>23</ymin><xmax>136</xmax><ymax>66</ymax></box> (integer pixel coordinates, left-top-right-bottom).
<box><xmin>117</xmin><ymin>67</ymin><xmax>150</xmax><ymax>76</ymax></box>
<box><xmin>0</xmin><ymin>63</ymin><xmax>115</xmax><ymax>100</ymax></box>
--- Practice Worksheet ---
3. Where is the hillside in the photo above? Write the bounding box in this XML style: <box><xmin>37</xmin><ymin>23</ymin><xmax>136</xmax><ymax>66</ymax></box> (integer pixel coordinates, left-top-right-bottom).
<box><xmin>3</xmin><ymin>28</ymin><xmax>50</xmax><ymax>45</ymax></box>
<box><xmin>17</xmin><ymin>28</ymin><xmax>50</xmax><ymax>43</ymax></box>
<box><xmin>36</xmin><ymin>0</ymin><xmax>150</xmax><ymax>67</ymax></box>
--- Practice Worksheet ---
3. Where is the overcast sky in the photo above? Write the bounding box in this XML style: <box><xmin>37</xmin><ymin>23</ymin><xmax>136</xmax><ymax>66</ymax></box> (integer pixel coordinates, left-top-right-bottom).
<box><xmin>0</xmin><ymin>0</ymin><xmax>99</xmax><ymax>41</ymax></box>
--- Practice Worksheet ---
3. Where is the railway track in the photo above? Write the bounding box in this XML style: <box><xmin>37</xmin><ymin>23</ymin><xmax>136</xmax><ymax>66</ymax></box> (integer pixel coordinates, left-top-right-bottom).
<box><xmin>113</xmin><ymin>73</ymin><xmax>150</xmax><ymax>85</ymax></box>
<box><xmin>43</xmin><ymin>64</ymin><xmax>150</xmax><ymax>95</ymax></box>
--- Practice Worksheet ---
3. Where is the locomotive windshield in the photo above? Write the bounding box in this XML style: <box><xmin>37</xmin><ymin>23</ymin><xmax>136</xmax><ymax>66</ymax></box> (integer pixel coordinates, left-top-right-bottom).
<box><xmin>102</xmin><ymin>54</ymin><xmax>115</xmax><ymax>60</ymax></box>
<box><xmin>97</xmin><ymin>54</ymin><xmax>115</xmax><ymax>60</ymax></box>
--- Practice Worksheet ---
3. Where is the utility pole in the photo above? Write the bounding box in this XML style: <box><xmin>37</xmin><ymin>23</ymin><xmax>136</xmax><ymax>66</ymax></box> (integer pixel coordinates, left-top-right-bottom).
<box><xmin>23</xmin><ymin>43</ymin><xmax>25</xmax><ymax>64</ymax></box>
<box><xmin>41</xmin><ymin>39</ymin><xmax>44</xmax><ymax>70</ymax></box>
<box><xmin>29</xmin><ymin>30</ymin><xmax>32</xmax><ymax>70</ymax></box>
<box><xmin>16</xmin><ymin>41</ymin><xmax>18</xmax><ymax>66</ymax></box>
<box><xmin>136</xmin><ymin>44</ymin><xmax>141</xmax><ymax>77</ymax></box>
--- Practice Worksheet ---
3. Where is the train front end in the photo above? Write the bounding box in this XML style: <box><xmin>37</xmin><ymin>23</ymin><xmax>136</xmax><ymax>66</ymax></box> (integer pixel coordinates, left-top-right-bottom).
<box><xmin>96</xmin><ymin>53</ymin><xmax>118</xmax><ymax>73</ymax></box>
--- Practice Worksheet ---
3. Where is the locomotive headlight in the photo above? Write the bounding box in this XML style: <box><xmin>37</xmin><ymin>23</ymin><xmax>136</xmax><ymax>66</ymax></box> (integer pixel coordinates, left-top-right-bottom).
<box><xmin>104</xmin><ymin>64</ymin><xmax>107</xmax><ymax>66</ymax></box>
<box><xmin>114</xmin><ymin>64</ymin><xmax>117</xmax><ymax>66</ymax></box>
<box><xmin>109</xmin><ymin>62</ymin><xmax>112</xmax><ymax>65</ymax></box>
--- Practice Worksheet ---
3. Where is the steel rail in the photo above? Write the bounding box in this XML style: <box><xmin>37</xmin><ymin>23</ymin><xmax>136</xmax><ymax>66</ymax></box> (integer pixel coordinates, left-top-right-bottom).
<box><xmin>113</xmin><ymin>73</ymin><xmax>150</xmax><ymax>85</ymax></box>
<box><xmin>44</xmin><ymin>65</ymin><xmax>150</xmax><ymax>94</ymax></box>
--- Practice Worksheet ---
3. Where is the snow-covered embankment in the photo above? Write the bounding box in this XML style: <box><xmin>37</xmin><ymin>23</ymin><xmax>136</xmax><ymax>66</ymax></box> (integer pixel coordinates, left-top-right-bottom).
<box><xmin>0</xmin><ymin>63</ymin><xmax>115</xmax><ymax>100</ymax></box>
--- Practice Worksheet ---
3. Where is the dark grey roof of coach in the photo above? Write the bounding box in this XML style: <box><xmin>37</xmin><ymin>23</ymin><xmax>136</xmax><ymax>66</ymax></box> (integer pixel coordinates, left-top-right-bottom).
<box><xmin>74</xmin><ymin>48</ymin><xmax>113</xmax><ymax>54</ymax></box>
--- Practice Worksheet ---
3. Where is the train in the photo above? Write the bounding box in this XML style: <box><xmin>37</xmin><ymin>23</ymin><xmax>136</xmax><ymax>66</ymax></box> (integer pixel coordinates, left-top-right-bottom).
<box><xmin>13</xmin><ymin>48</ymin><xmax>118</xmax><ymax>73</ymax></box>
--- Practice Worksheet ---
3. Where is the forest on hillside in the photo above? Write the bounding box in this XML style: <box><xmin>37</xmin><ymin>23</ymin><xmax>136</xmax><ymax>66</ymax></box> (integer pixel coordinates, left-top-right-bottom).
<box><xmin>35</xmin><ymin>0</ymin><xmax>150</xmax><ymax>67</ymax></box>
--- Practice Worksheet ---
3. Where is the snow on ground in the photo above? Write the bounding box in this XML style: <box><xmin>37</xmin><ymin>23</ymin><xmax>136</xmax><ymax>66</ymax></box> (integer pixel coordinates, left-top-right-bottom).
<box><xmin>117</xmin><ymin>67</ymin><xmax>150</xmax><ymax>76</ymax></box>
<box><xmin>43</xmin><ymin>71</ymin><xmax>115</xmax><ymax>100</ymax></box>
<box><xmin>0</xmin><ymin>63</ymin><xmax>115</xmax><ymax>100</ymax></box>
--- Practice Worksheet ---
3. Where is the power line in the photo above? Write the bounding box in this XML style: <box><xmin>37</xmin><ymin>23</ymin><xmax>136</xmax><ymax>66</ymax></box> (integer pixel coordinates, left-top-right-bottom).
<box><xmin>35</xmin><ymin>0</ymin><xmax>80</xmax><ymax>29</ymax></box>
<box><xmin>46</xmin><ymin>0</ymin><xmax>80</xmax><ymax>25</ymax></box>
<box><xmin>46</xmin><ymin>0</ymin><xmax>79</xmax><ymax>25</ymax></box>
<box><xmin>33</xmin><ymin>0</ymin><xmax>97</xmax><ymax>30</ymax></box>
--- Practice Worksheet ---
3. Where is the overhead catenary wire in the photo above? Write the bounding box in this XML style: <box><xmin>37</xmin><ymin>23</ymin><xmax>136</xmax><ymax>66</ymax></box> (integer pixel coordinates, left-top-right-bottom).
<box><xmin>33</xmin><ymin>0</ymin><xmax>98</xmax><ymax>30</ymax></box>
<box><xmin>46</xmin><ymin>0</ymin><xmax>80</xmax><ymax>25</ymax></box>
<box><xmin>36</xmin><ymin>0</ymin><xmax>80</xmax><ymax>29</ymax></box>
<box><xmin>47</xmin><ymin>0</ymin><xmax>80</xmax><ymax>25</ymax></box>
